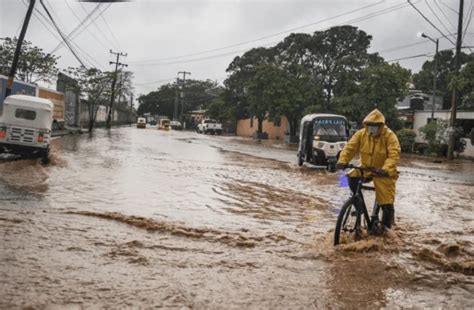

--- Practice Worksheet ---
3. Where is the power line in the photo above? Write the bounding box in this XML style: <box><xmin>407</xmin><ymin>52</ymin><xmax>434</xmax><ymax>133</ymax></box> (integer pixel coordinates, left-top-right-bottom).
<box><xmin>95</xmin><ymin>4</ymin><xmax>123</xmax><ymax>51</ymax></box>
<box><xmin>77</xmin><ymin>1</ymin><xmax>120</xmax><ymax>51</ymax></box>
<box><xmin>407</xmin><ymin>0</ymin><xmax>456</xmax><ymax>46</ymax></box>
<box><xmin>387</xmin><ymin>46</ymin><xmax>474</xmax><ymax>63</ymax></box>
<box><xmin>426</xmin><ymin>0</ymin><xmax>454</xmax><ymax>36</ymax></box>
<box><xmin>462</xmin><ymin>0</ymin><xmax>474</xmax><ymax>45</ymax></box>
<box><xmin>134</xmin><ymin>77</ymin><xmax>176</xmax><ymax>86</ymax></box>
<box><xmin>439</xmin><ymin>0</ymin><xmax>459</xmax><ymax>14</ymax></box>
<box><xmin>25</xmin><ymin>0</ymin><xmax>104</xmax><ymax>70</ymax></box>
<box><xmin>130</xmin><ymin>1</ymin><xmax>414</xmax><ymax>66</ymax></box>
<box><xmin>39</xmin><ymin>0</ymin><xmax>88</xmax><ymax>68</ymax></box>
<box><xmin>49</xmin><ymin>2</ymin><xmax>103</xmax><ymax>54</ymax></box>
<box><xmin>433</xmin><ymin>0</ymin><xmax>456</xmax><ymax>29</ymax></box>
<box><xmin>128</xmin><ymin>1</ymin><xmax>387</xmax><ymax>64</ymax></box>
<box><xmin>63</xmin><ymin>0</ymin><xmax>110</xmax><ymax>51</ymax></box>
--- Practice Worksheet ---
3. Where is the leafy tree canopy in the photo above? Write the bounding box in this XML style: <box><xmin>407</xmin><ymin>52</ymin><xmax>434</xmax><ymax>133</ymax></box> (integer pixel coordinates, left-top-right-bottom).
<box><xmin>0</xmin><ymin>37</ymin><xmax>59</xmax><ymax>84</ymax></box>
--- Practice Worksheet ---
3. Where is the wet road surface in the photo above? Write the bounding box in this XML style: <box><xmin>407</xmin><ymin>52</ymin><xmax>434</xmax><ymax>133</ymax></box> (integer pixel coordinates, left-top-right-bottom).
<box><xmin>1</xmin><ymin>127</ymin><xmax>473</xmax><ymax>308</ymax></box>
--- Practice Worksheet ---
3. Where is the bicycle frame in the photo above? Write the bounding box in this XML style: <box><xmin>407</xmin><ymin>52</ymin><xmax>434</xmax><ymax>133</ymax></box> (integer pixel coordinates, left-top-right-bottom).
<box><xmin>350</xmin><ymin>169</ymin><xmax>381</xmax><ymax>234</ymax></box>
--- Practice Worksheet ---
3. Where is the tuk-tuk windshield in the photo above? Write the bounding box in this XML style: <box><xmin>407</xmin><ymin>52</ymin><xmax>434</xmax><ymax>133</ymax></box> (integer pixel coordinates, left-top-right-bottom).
<box><xmin>313</xmin><ymin>117</ymin><xmax>348</xmax><ymax>142</ymax></box>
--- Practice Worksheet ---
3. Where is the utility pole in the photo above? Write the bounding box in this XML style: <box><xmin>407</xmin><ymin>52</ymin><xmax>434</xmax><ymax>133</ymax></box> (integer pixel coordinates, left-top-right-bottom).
<box><xmin>447</xmin><ymin>0</ymin><xmax>464</xmax><ymax>160</ymax></box>
<box><xmin>106</xmin><ymin>50</ymin><xmax>127</xmax><ymax>129</ymax></box>
<box><xmin>178</xmin><ymin>71</ymin><xmax>191</xmax><ymax>122</ymax></box>
<box><xmin>1</xmin><ymin>0</ymin><xmax>35</xmax><ymax>110</ymax></box>
<box><xmin>174</xmin><ymin>77</ymin><xmax>179</xmax><ymax>121</ymax></box>
<box><xmin>431</xmin><ymin>38</ymin><xmax>439</xmax><ymax>121</ymax></box>
<box><xmin>129</xmin><ymin>93</ymin><xmax>134</xmax><ymax>126</ymax></box>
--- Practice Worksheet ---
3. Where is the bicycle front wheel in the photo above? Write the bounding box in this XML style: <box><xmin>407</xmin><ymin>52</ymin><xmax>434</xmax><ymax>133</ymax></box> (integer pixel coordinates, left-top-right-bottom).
<box><xmin>334</xmin><ymin>198</ymin><xmax>361</xmax><ymax>246</ymax></box>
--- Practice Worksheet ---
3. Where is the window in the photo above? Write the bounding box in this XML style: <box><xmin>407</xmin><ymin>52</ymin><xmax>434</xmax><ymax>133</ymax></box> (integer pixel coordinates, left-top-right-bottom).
<box><xmin>15</xmin><ymin>108</ymin><xmax>36</xmax><ymax>120</ymax></box>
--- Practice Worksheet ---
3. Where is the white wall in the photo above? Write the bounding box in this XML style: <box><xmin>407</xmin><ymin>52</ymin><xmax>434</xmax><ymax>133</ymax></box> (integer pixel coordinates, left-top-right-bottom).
<box><xmin>413</xmin><ymin>111</ymin><xmax>474</xmax><ymax>158</ymax></box>
<box><xmin>413</xmin><ymin>111</ymin><xmax>474</xmax><ymax>143</ymax></box>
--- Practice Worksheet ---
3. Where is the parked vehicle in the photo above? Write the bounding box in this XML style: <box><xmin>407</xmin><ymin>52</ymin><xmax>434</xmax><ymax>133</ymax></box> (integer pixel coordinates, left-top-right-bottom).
<box><xmin>0</xmin><ymin>95</ymin><xmax>53</xmax><ymax>164</ymax></box>
<box><xmin>37</xmin><ymin>87</ymin><xmax>65</xmax><ymax>130</ymax></box>
<box><xmin>159</xmin><ymin>118</ymin><xmax>170</xmax><ymax>130</ymax></box>
<box><xmin>297</xmin><ymin>114</ymin><xmax>350</xmax><ymax>171</ymax></box>
<box><xmin>170</xmin><ymin>121</ymin><xmax>183</xmax><ymax>130</ymax></box>
<box><xmin>0</xmin><ymin>74</ymin><xmax>36</xmax><ymax>99</ymax></box>
<box><xmin>197</xmin><ymin>119</ymin><xmax>222</xmax><ymax>135</ymax></box>
<box><xmin>137</xmin><ymin>117</ymin><xmax>146</xmax><ymax>128</ymax></box>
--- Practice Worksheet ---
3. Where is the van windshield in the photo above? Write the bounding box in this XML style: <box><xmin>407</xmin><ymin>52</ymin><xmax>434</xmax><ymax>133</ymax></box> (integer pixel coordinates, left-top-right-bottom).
<box><xmin>15</xmin><ymin>108</ymin><xmax>36</xmax><ymax>121</ymax></box>
<box><xmin>313</xmin><ymin>117</ymin><xmax>347</xmax><ymax>142</ymax></box>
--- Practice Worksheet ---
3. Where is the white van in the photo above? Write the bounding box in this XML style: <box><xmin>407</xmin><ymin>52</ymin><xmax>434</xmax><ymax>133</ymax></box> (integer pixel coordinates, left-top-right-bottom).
<box><xmin>0</xmin><ymin>95</ymin><xmax>53</xmax><ymax>163</ymax></box>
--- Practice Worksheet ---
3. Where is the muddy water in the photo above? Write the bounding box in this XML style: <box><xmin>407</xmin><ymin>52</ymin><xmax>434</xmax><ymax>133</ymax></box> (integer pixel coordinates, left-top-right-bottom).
<box><xmin>1</xmin><ymin>127</ymin><xmax>473</xmax><ymax>308</ymax></box>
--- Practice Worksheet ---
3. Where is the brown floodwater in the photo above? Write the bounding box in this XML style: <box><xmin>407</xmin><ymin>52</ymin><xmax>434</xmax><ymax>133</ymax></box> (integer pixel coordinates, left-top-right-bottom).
<box><xmin>1</xmin><ymin>127</ymin><xmax>473</xmax><ymax>308</ymax></box>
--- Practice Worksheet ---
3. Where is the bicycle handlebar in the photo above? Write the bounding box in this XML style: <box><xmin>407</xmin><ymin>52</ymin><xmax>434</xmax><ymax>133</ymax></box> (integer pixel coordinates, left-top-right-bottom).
<box><xmin>339</xmin><ymin>164</ymin><xmax>389</xmax><ymax>177</ymax></box>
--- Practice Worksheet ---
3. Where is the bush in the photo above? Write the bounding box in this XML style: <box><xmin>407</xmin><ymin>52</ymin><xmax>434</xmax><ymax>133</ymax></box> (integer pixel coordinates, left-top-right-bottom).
<box><xmin>419</xmin><ymin>120</ymin><xmax>466</xmax><ymax>156</ymax></box>
<box><xmin>396</xmin><ymin>128</ymin><xmax>416</xmax><ymax>153</ymax></box>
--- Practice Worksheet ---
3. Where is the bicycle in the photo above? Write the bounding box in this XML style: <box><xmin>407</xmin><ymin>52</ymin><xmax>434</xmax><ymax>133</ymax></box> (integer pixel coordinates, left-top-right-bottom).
<box><xmin>334</xmin><ymin>164</ymin><xmax>388</xmax><ymax>246</ymax></box>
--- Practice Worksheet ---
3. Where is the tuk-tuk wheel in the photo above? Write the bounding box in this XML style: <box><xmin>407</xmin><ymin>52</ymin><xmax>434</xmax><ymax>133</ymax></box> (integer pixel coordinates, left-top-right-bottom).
<box><xmin>327</xmin><ymin>163</ymin><xmax>336</xmax><ymax>173</ymax></box>
<box><xmin>41</xmin><ymin>149</ymin><xmax>50</xmax><ymax>165</ymax></box>
<box><xmin>297</xmin><ymin>154</ymin><xmax>303</xmax><ymax>166</ymax></box>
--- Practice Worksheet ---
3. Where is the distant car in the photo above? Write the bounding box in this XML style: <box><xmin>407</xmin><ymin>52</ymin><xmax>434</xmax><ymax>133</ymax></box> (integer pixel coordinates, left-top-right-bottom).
<box><xmin>149</xmin><ymin>119</ymin><xmax>157</xmax><ymax>126</ymax></box>
<box><xmin>197</xmin><ymin>119</ymin><xmax>222</xmax><ymax>135</ymax></box>
<box><xmin>170</xmin><ymin>121</ymin><xmax>183</xmax><ymax>130</ymax></box>
<box><xmin>137</xmin><ymin>117</ymin><xmax>146</xmax><ymax>128</ymax></box>
<box><xmin>158</xmin><ymin>119</ymin><xmax>170</xmax><ymax>130</ymax></box>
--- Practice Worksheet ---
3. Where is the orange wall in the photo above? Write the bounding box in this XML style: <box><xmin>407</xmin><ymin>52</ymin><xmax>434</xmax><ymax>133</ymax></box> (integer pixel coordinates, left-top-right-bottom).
<box><xmin>38</xmin><ymin>88</ymin><xmax>65</xmax><ymax>120</ymax></box>
<box><xmin>236</xmin><ymin>116</ymin><xmax>288</xmax><ymax>140</ymax></box>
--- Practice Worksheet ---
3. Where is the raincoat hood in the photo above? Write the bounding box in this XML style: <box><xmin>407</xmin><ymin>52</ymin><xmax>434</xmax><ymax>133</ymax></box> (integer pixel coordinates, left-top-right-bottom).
<box><xmin>363</xmin><ymin>109</ymin><xmax>386</xmax><ymax>125</ymax></box>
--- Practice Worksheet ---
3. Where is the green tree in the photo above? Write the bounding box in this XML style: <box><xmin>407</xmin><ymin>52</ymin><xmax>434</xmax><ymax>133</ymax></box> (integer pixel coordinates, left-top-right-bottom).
<box><xmin>458</xmin><ymin>55</ymin><xmax>474</xmax><ymax>110</ymax></box>
<box><xmin>0</xmin><ymin>37</ymin><xmax>59</xmax><ymax>84</ymax></box>
<box><xmin>308</xmin><ymin>26</ymin><xmax>373</xmax><ymax>110</ymax></box>
<box><xmin>334</xmin><ymin>62</ymin><xmax>410</xmax><ymax>129</ymax></box>
<box><xmin>413</xmin><ymin>50</ymin><xmax>469</xmax><ymax>109</ymax></box>
<box><xmin>137</xmin><ymin>79</ymin><xmax>221</xmax><ymax>119</ymax></box>
<box><xmin>225</xmin><ymin>47</ymin><xmax>275</xmax><ymax>120</ymax></box>
<box><xmin>66</xmin><ymin>66</ymin><xmax>111</xmax><ymax>132</ymax></box>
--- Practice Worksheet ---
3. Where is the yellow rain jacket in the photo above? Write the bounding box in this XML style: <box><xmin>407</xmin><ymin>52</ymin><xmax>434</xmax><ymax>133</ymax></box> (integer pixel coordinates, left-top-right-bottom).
<box><xmin>337</xmin><ymin>109</ymin><xmax>401</xmax><ymax>205</ymax></box>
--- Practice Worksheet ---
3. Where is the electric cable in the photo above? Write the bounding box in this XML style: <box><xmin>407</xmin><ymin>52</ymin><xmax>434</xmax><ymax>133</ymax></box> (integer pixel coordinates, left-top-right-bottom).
<box><xmin>407</xmin><ymin>0</ymin><xmax>456</xmax><ymax>46</ymax></box>
<box><xmin>426</xmin><ymin>0</ymin><xmax>454</xmax><ymax>36</ymax></box>
<box><xmin>130</xmin><ymin>1</ymin><xmax>414</xmax><ymax>66</ymax></box>
<box><xmin>128</xmin><ymin>1</ymin><xmax>387</xmax><ymax>64</ymax></box>
<box><xmin>49</xmin><ymin>2</ymin><xmax>103</xmax><ymax>54</ymax></box>
<box><xmin>433</xmin><ymin>0</ymin><xmax>456</xmax><ymax>29</ymax></box>
<box><xmin>39</xmin><ymin>0</ymin><xmax>88</xmax><ymax>68</ymax></box>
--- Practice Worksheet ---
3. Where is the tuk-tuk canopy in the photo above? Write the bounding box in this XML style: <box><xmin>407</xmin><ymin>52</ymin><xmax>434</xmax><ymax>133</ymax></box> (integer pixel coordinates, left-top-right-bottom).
<box><xmin>300</xmin><ymin>113</ymin><xmax>348</xmax><ymax>125</ymax></box>
<box><xmin>4</xmin><ymin>95</ymin><xmax>54</xmax><ymax>111</ymax></box>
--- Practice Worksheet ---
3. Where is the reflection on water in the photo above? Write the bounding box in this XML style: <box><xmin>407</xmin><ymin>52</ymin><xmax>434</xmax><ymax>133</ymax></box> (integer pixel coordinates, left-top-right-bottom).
<box><xmin>0</xmin><ymin>127</ymin><xmax>473</xmax><ymax>308</ymax></box>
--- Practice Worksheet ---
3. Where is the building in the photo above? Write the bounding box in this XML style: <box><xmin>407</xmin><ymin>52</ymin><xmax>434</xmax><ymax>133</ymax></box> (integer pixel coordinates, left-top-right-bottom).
<box><xmin>413</xmin><ymin>110</ymin><xmax>474</xmax><ymax>157</ymax></box>
<box><xmin>397</xmin><ymin>90</ymin><xmax>444</xmax><ymax>128</ymax></box>
<box><xmin>236</xmin><ymin>116</ymin><xmax>289</xmax><ymax>140</ymax></box>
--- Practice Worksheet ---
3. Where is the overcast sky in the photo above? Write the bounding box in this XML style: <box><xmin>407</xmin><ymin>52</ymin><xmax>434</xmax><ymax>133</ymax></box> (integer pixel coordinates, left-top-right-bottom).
<box><xmin>1</xmin><ymin>0</ymin><xmax>473</xmax><ymax>103</ymax></box>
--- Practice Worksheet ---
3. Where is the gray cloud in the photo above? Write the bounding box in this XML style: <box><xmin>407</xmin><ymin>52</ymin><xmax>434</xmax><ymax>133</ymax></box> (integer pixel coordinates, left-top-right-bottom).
<box><xmin>1</xmin><ymin>0</ymin><xmax>472</xmax><ymax>99</ymax></box>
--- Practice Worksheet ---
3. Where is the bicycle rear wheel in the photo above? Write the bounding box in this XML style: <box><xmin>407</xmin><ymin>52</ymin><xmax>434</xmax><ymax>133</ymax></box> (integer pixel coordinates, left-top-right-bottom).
<box><xmin>334</xmin><ymin>199</ymin><xmax>361</xmax><ymax>246</ymax></box>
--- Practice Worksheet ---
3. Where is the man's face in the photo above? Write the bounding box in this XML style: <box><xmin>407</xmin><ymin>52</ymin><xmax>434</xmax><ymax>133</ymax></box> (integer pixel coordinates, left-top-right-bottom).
<box><xmin>367</xmin><ymin>123</ymin><xmax>382</xmax><ymax>136</ymax></box>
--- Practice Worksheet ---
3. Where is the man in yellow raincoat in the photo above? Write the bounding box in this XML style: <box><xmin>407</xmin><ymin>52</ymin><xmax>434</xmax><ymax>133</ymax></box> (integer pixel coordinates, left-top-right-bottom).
<box><xmin>336</xmin><ymin>109</ymin><xmax>401</xmax><ymax>229</ymax></box>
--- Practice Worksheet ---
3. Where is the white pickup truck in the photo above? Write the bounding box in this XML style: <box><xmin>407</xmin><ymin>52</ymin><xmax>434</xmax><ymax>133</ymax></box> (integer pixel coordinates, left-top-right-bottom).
<box><xmin>197</xmin><ymin>119</ymin><xmax>222</xmax><ymax>135</ymax></box>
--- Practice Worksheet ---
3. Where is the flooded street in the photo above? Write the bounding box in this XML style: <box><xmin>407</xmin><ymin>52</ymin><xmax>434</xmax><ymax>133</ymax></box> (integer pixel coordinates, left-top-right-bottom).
<box><xmin>1</xmin><ymin>127</ymin><xmax>473</xmax><ymax>309</ymax></box>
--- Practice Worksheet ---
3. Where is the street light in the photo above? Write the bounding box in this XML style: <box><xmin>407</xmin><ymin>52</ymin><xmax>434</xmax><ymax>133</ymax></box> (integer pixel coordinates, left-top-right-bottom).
<box><xmin>418</xmin><ymin>32</ymin><xmax>439</xmax><ymax>121</ymax></box>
